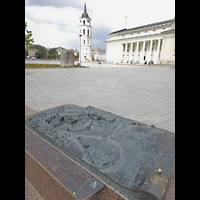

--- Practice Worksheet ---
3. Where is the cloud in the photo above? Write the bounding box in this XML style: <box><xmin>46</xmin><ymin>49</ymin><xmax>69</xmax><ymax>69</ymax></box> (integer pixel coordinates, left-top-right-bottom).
<box><xmin>25</xmin><ymin>6</ymin><xmax>81</xmax><ymax>48</ymax></box>
<box><xmin>92</xmin><ymin>27</ymin><xmax>110</xmax><ymax>49</ymax></box>
<box><xmin>25</xmin><ymin>0</ymin><xmax>83</xmax><ymax>9</ymax></box>
<box><xmin>26</xmin><ymin>19</ymin><xmax>79</xmax><ymax>49</ymax></box>
<box><xmin>25</xmin><ymin>6</ymin><xmax>80</xmax><ymax>26</ymax></box>
<box><xmin>25</xmin><ymin>4</ymin><xmax>110</xmax><ymax>49</ymax></box>
<box><xmin>25</xmin><ymin>0</ymin><xmax>175</xmax><ymax>50</ymax></box>
<box><xmin>87</xmin><ymin>0</ymin><xmax>175</xmax><ymax>31</ymax></box>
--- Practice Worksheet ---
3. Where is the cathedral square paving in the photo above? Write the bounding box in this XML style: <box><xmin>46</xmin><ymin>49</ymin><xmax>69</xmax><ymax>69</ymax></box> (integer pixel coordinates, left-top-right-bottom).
<box><xmin>25</xmin><ymin>62</ymin><xmax>175</xmax><ymax>132</ymax></box>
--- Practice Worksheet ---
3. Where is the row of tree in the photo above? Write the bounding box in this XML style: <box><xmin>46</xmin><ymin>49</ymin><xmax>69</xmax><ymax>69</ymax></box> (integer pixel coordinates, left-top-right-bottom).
<box><xmin>25</xmin><ymin>44</ymin><xmax>60</xmax><ymax>59</ymax></box>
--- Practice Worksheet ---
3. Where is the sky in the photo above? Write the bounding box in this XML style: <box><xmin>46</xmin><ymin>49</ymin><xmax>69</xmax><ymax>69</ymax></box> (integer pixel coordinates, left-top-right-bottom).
<box><xmin>25</xmin><ymin>0</ymin><xmax>175</xmax><ymax>50</ymax></box>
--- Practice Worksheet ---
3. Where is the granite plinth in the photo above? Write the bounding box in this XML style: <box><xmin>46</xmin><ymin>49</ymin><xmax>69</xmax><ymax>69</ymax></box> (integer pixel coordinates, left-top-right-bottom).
<box><xmin>25</xmin><ymin>104</ymin><xmax>175</xmax><ymax>200</ymax></box>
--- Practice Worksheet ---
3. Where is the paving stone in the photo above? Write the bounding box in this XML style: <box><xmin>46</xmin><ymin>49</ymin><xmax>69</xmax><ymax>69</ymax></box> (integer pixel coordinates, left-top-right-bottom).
<box><xmin>25</xmin><ymin>64</ymin><xmax>175</xmax><ymax>132</ymax></box>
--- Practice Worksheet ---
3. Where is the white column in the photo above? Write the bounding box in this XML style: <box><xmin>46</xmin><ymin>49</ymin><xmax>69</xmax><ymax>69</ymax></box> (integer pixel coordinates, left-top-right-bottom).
<box><xmin>134</xmin><ymin>42</ymin><xmax>139</xmax><ymax>63</ymax></box>
<box><xmin>129</xmin><ymin>42</ymin><xmax>133</xmax><ymax>64</ymax></box>
<box><xmin>142</xmin><ymin>41</ymin><xmax>146</xmax><ymax>52</ymax></box>
<box><xmin>149</xmin><ymin>40</ymin><xmax>153</xmax><ymax>61</ymax></box>
<box><xmin>142</xmin><ymin>41</ymin><xmax>146</xmax><ymax>62</ymax></box>
<box><xmin>124</xmin><ymin>43</ymin><xmax>127</xmax><ymax>63</ymax></box>
<box><xmin>156</xmin><ymin>39</ymin><xmax>161</xmax><ymax>64</ymax></box>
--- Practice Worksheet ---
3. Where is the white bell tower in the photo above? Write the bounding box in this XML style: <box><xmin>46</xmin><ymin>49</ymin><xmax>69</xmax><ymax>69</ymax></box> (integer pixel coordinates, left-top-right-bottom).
<box><xmin>79</xmin><ymin>3</ymin><xmax>92</xmax><ymax>62</ymax></box>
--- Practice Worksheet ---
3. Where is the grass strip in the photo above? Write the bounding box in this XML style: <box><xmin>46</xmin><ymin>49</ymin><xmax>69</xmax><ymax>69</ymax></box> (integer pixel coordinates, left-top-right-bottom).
<box><xmin>25</xmin><ymin>63</ymin><xmax>86</xmax><ymax>69</ymax></box>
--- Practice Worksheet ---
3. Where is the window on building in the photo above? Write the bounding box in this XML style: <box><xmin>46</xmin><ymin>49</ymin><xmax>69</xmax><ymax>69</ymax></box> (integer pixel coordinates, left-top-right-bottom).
<box><xmin>138</xmin><ymin>43</ymin><xmax>140</xmax><ymax>51</ymax></box>
<box><xmin>83</xmin><ymin>20</ymin><xmax>85</xmax><ymax>25</ymax></box>
<box><xmin>132</xmin><ymin>44</ymin><xmax>135</xmax><ymax>51</ymax></box>
<box><xmin>127</xmin><ymin>44</ymin><xmax>129</xmax><ymax>51</ymax></box>
<box><xmin>83</xmin><ymin>29</ymin><xmax>85</xmax><ymax>35</ymax></box>
<box><xmin>87</xmin><ymin>20</ymin><xmax>89</xmax><ymax>23</ymax></box>
<box><xmin>88</xmin><ymin>29</ymin><xmax>89</xmax><ymax>35</ymax></box>
<box><xmin>84</xmin><ymin>40</ymin><xmax>85</xmax><ymax>44</ymax></box>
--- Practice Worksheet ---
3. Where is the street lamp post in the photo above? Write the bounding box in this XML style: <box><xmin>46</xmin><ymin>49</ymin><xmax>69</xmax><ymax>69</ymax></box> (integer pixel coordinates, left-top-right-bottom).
<box><xmin>79</xmin><ymin>34</ymin><xmax>82</xmax><ymax>66</ymax></box>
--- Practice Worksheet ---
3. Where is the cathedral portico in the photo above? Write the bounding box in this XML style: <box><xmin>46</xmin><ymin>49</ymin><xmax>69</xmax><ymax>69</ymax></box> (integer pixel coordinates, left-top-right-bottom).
<box><xmin>106</xmin><ymin>18</ymin><xmax>175</xmax><ymax>65</ymax></box>
<box><xmin>119</xmin><ymin>37</ymin><xmax>163</xmax><ymax>64</ymax></box>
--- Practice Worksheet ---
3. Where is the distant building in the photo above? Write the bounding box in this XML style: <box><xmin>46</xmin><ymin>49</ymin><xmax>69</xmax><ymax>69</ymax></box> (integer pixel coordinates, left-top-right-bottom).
<box><xmin>70</xmin><ymin>49</ymin><xmax>78</xmax><ymax>57</ymax></box>
<box><xmin>106</xmin><ymin>18</ymin><xmax>175</xmax><ymax>64</ymax></box>
<box><xmin>92</xmin><ymin>48</ymin><xmax>106</xmax><ymax>61</ymax></box>
<box><xmin>28</xmin><ymin>49</ymin><xmax>38</xmax><ymax>58</ymax></box>
<box><xmin>55</xmin><ymin>47</ymin><xmax>64</xmax><ymax>55</ymax></box>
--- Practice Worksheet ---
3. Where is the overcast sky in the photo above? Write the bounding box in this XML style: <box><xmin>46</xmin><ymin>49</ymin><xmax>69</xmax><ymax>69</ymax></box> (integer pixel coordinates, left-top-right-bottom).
<box><xmin>25</xmin><ymin>0</ymin><xmax>175</xmax><ymax>50</ymax></box>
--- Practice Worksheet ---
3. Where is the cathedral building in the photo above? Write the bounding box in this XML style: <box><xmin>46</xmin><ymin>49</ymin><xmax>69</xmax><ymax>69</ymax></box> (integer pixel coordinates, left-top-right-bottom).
<box><xmin>106</xmin><ymin>18</ymin><xmax>175</xmax><ymax>65</ymax></box>
<box><xmin>79</xmin><ymin>4</ymin><xmax>92</xmax><ymax>62</ymax></box>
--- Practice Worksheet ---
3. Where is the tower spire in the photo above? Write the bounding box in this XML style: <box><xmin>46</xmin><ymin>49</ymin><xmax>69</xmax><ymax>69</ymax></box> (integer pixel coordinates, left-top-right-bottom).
<box><xmin>84</xmin><ymin>3</ymin><xmax>86</xmax><ymax>12</ymax></box>
<box><xmin>80</xmin><ymin>0</ymin><xmax>90</xmax><ymax>19</ymax></box>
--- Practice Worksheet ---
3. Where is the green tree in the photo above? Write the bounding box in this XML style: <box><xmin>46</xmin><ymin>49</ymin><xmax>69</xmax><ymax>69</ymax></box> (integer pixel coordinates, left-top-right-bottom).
<box><xmin>31</xmin><ymin>44</ymin><xmax>47</xmax><ymax>58</ymax></box>
<box><xmin>25</xmin><ymin>22</ymin><xmax>34</xmax><ymax>48</ymax></box>
<box><xmin>35</xmin><ymin>51</ymin><xmax>43</xmax><ymax>59</ymax></box>
<box><xmin>48</xmin><ymin>48</ymin><xmax>57</xmax><ymax>55</ymax></box>
<box><xmin>48</xmin><ymin>48</ymin><xmax>59</xmax><ymax>60</ymax></box>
